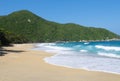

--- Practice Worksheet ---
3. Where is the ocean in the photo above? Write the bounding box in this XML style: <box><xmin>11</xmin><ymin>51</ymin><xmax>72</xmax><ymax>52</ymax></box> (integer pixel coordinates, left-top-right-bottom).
<box><xmin>34</xmin><ymin>41</ymin><xmax>120</xmax><ymax>74</ymax></box>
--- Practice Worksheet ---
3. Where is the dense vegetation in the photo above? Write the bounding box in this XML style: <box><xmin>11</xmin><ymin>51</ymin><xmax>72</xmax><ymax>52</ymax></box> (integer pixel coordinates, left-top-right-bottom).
<box><xmin>0</xmin><ymin>10</ymin><xmax>120</xmax><ymax>44</ymax></box>
<box><xmin>0</xmin><ymin>29</ymin><xmax>10</xmax><ymax>46</ymax></box>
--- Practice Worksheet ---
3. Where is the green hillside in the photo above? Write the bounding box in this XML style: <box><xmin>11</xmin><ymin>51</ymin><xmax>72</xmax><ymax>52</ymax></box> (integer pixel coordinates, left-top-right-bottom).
<box><xmin>0</xmin><ymin>10</ymin><xmax>120</xmax><ymax>44</ymax></box>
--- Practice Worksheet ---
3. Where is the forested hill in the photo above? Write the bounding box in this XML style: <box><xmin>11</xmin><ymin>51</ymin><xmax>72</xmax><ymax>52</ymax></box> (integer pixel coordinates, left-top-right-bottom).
<box><xmin>0</xmin><ymin>10</ymin><xmax>120</xmax><ymax>44</ymax></box>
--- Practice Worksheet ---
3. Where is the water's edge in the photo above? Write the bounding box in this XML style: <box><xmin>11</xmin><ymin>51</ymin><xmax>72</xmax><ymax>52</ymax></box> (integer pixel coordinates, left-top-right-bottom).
<box><xmin>43</xmin><ymin>54</ymin><xmax>120</xmax><ymax>75</ymax></box>
<box><xmin>33</xmin><ymin>41</ymin><xmax>120</xmax><ymax>75</ymax></box>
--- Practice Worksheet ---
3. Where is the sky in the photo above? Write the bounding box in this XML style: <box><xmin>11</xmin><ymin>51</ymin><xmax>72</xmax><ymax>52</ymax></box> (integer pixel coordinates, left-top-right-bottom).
<box><xmin>0</xmin><ymin>0</ymin><xmax>120</xmax><ymax>35</ymax></box>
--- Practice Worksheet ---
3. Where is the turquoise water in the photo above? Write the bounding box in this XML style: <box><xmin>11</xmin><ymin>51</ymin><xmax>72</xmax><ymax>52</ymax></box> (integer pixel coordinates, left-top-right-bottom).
<box><xmin>34</xmin><ymin>41</ymin><xmax>120</xmax><ymax>74</ymax></box>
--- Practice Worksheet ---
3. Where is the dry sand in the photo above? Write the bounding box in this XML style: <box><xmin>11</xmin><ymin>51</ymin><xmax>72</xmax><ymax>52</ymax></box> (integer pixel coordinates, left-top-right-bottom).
<box><xmin>0</xmin><ymin>44</ymin><xmax>120</xmax><ymax>81</ymax></box>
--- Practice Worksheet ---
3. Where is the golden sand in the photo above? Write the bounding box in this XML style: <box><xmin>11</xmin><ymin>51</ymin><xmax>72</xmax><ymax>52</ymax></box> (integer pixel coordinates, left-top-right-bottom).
<box><xmin>0</xmin><ymin>44</ymin><xmax>120</xmax><ymax>81</ymax></box>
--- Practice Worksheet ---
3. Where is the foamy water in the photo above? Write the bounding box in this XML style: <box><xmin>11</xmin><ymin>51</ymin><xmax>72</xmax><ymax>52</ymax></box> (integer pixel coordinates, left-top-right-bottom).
<box><xmin>34</xmin><ymin>41</ymin><xmax>120</xmax><ymax>74</ymax></box>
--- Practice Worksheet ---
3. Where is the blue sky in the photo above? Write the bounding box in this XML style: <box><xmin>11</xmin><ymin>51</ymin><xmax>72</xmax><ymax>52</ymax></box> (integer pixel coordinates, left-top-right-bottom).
<box><xmin>0</xmin><ymin>0</ymin><xmax>120</xmax><ymax>35</ymax></box>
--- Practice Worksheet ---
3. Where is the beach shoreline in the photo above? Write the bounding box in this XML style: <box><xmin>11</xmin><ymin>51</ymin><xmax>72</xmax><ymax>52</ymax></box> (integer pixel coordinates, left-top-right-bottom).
<box><xmin>0</xmin><ymin>44</ymin><xmax>120</xmax><ymax>81</ymax></box>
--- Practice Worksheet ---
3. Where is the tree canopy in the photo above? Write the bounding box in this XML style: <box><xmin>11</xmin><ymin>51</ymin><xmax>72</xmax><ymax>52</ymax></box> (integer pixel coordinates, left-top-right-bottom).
<box><xmin>0</xmin><ymin>10</ymin><xmax>119</xmax><ymax>44</ymax></box>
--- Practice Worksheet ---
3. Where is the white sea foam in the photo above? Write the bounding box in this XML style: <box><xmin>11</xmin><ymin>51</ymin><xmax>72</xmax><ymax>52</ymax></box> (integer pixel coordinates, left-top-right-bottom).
<box><xmin>80</xmin><ymin>50</ymin><xmax>88</xmax><ymax>53</ymax></box>
<box><xmin>35</xmin><ymin>43</ymin><xmax>55</xmax><ymax>47</ymax></box>
<box><xmin>45</xmin><ymin>46</ymin><xmax>71</xmax><ymax>50</ymax></box>
<box><xmin>44</xmin><ymin>53</ymin><xmax>120</xmax><ymax>75</ymax></box>
<box><xmin>34</xmin><ymin>43</ymin><xmax>72</xmax><ymax>54</ymax></box>
<box><xmin>98</xmin><ymin>52</ymin><xmax>120</xmax><ymax>58</ymax></box>
<box><xmin>84</xmin><ymin>42</ymin><xmax>89</xmax><ymax>45</ymax></box>
<box><xmin>95</xmin><ymin>45</ymin><xmax>120</xmax><ymax>51</ymax></box>
<box><xmin>34</xmin><ymin>42</ymin><xmax>120</xmax><ymax>75</ymax></box>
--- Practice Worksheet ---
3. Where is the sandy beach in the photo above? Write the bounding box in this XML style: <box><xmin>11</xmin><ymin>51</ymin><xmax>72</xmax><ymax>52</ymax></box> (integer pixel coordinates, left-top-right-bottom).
<box><xmin>0</xmin><ymin>44</ymin><xmax>120</xmax><ymax>81</ymax></box>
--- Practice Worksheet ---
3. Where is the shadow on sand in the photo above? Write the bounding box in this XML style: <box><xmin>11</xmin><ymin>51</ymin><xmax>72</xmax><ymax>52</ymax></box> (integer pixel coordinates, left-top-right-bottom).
<box><xmin>0</xmin><ymin>46</ymin><xmax>24</xmax><ymax>56</ymax></box>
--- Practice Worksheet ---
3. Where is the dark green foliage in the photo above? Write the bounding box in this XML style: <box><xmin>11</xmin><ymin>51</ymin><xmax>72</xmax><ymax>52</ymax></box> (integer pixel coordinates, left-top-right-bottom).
<box><xmin>0</xmin><ymin>29</ymin><xmax>10</xmax><ymax>46</ymax></box>
<box><xmin>0</xmin><ymin>10</ymin><xmax>119</xmax><ymax>43</ymax></box>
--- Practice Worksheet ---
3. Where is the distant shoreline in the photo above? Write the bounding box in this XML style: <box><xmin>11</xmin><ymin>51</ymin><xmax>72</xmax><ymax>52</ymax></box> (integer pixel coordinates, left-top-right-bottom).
<box><xmin>55</xmin><ymin>38</ymin><xmax>120</xmax><ymax>43</ymax></box>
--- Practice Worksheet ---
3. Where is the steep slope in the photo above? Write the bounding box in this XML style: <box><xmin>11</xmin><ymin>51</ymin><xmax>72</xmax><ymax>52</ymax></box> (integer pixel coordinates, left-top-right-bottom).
<box><xmin>0</xmin><ymin>10</ymin><xmax>119</xmax><ymax>43</ymax></box>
